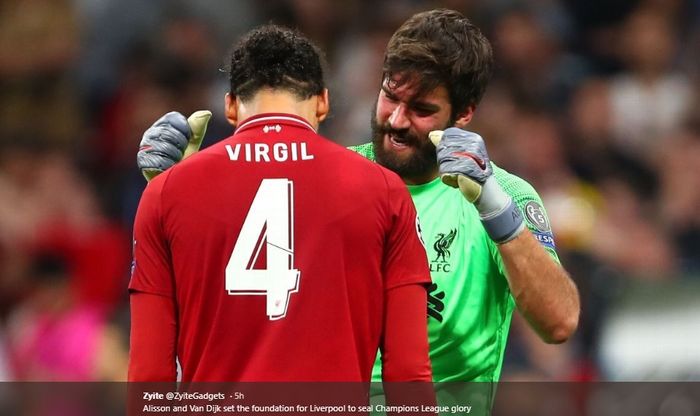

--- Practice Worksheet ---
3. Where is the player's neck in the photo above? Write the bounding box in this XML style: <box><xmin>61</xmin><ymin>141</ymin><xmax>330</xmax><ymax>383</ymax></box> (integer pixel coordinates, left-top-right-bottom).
<box><xmin>402</xmin><ymin>169</ymin><xmax>440</xmax><ymax>186</ymax></box>
<box><xmin>237</xmin><ymin>90</ymin><xmax>320</xmax><ymax>129</ymax></box>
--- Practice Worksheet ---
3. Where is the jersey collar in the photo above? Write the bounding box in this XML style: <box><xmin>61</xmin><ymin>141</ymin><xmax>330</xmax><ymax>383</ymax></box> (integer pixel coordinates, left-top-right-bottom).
<box><xmin>406</xmin><ymin>176</ymin><xmax>443</xmax><ymax>196</ymax></box>
<box><xmin>234</xmin><ymin>113</ymin><xmax>316</xmax><ymax>135</ymax></box>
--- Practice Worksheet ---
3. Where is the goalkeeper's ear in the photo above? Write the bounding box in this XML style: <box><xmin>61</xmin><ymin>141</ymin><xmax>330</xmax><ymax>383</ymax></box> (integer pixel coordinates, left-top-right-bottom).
<box><xmin>183</xmin><ymin>110</ymin><xmax>212</xmax><ymax>159</ymax></box>
<box><xmin>453</xmin><ymin>104</ymin><xmax>476</xmax><ymax>129</ymax></box>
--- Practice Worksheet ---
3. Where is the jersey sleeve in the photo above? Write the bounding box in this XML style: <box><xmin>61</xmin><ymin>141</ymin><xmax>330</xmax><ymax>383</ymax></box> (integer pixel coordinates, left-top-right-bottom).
<box><xmin>492</xmin><ymin>164</ymin><xmax>560</xmax><ymax>263</ymax></box>
<box><xmin>128</xmin><ymin>291</ymin><xmax>177</xmax><ymax>381</ymax></box>
<box><xmin>382</xmin><ymin>169</ymin><xmax>432</xmax><ymax>290</ymax></box>
<box><xmin>381</xmin><ymin>284</ymin><xmax>432</xmax><ymax>382</ymax></box>
<box><xmin>129</xmin><ymin>174</ymin><xmax>175</xmax><ymax>296</ymax></box>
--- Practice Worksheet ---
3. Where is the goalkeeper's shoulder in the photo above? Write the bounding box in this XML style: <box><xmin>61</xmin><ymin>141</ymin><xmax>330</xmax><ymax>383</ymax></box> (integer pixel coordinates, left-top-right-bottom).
<box><xmin>347</xmin><ymin>142</ymin><xmax>376</xmax><ymax>162</ymax></box>
<box><xmin>491</xmin><ymin>162</ymin><xmax>542</xmax><ymax>204</ymax></box>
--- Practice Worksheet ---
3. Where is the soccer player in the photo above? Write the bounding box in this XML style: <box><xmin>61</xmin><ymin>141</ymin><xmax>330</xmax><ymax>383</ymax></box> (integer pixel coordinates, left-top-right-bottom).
<box><xmin>136</xmin><ymin>9</ymin><xmax>580</xmax><ymax>385</ymax></box>
<box><xmin>128</xmin><ymin>25</ymin><xmax>433</xmax><ymax>383</ymax></box>
<box><xmin>357</xmin><ymin>9</ymin><xmax>580</xmax><ymax>383</ymax></box>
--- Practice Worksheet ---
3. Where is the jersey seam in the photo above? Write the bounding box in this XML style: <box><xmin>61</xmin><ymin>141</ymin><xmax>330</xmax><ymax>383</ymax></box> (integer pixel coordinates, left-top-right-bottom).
<box><xmin>154</xmin><ymin>170</ymin><xmax>179</xmax><ymax>307</ymax></box>
<box><xmin>128</xmin><ymin>286</ymin><xmax>173</xmax><ymax>298</ymax></box>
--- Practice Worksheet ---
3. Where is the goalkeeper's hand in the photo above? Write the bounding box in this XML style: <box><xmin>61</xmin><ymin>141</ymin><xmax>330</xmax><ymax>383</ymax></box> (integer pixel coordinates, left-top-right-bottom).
<box><xmin>137</xmin><ymin>110</ymin><xmax>212</xmax><ymax>182</ymax></box>
<box><xmin>430</xmin><ymin>127</ymin><xmax>525</xmax><ymax>244</ymax></box>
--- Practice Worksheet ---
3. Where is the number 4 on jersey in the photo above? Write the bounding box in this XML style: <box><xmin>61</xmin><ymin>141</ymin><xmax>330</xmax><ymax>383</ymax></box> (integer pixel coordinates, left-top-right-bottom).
<box><xmin>225</xmin><ymin>179</ymin><xmax>300</xmax><ymax>320</ymax></box>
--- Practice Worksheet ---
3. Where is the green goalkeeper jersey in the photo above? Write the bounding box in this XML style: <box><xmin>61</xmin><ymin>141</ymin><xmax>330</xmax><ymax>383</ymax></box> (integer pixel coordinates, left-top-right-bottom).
<box><xmin>349</xmin><ymin>143</ymin><xmax>559</xmax><ymax>383</ymax></box>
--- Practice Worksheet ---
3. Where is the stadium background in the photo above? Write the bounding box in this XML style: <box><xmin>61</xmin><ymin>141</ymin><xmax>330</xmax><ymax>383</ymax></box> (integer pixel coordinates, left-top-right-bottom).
<box><xmin>0</xmin><ymin>0</ymin><xmax>698</xmax><ymax>382</ymax></box>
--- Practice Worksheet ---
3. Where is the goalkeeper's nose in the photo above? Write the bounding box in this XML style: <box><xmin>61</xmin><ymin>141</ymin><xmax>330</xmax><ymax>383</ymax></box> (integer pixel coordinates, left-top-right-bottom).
<box><xmin>388</xmin><ymin>104</ymin><xmax>411</xmax><ymax>130</ymax></box>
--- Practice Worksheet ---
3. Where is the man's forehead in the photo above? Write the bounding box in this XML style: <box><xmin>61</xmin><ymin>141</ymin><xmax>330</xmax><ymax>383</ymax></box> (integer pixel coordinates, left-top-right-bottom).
<box><xmin>384</xmin><ymin>73</ymin><xmax>419</xmax><ymax>91</ymax></box>
<box><xmin>383</xmin><ymin>74</ymin><xmax>447</xmax><ymax>101</ymax></box>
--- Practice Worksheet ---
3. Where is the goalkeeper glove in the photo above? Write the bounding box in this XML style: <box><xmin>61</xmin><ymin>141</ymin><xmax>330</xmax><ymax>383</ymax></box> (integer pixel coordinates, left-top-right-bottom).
<box><xmin>137</xmin><ymin>110</ymin><xmax>212</xmax><ymax>182</ymax></box>
<box><xmin>430</xmin><ymin>128</ymin><xmax>525</xmax><ymax>244</ymax></box>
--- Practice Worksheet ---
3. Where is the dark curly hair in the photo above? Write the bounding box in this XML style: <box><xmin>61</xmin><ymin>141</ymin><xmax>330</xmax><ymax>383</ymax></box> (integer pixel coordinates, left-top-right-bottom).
<box><xmin>226</xmin><ymin>25</ymin><xmax>326</xmax><ymax>101</ymax></box>
<box><xmin>383</xmin><ymin>9</ymin><xmax>493</xmax><ymax>117</ymax></box>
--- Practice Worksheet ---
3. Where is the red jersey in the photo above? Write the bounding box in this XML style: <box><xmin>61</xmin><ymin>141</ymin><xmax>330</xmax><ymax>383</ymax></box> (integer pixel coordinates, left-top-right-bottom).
<box><xmin>129</xmin><ymin>113</ymin><xmax>431</xmax><ymax>382</ymax></box>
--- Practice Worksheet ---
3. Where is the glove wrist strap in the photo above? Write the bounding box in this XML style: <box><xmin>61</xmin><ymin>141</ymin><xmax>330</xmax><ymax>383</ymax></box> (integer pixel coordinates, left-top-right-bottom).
<box><xmin>478</xmin><ymin>180</ymin><xmax>525</xmax><ymax>243</ymax></box>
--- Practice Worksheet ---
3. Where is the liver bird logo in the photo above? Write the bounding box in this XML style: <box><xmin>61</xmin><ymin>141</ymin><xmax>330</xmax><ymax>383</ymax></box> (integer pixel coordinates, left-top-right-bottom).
<box><xmin>433</xmin><ymin>229</ymin><xmax>457</xmax><ymax>263</ymax></box>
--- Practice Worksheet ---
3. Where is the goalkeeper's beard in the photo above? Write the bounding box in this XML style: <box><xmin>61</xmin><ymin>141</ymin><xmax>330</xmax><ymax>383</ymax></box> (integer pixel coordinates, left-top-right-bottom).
<box><xmin>371</xmin><ymin>111</ymin><xmax>439</xmax><ymax>183</ymax></box>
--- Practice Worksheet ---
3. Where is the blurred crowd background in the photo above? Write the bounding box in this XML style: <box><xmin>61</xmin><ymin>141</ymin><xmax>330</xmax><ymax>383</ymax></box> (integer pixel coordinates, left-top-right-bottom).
<box><xmin>0</xmin><ymin>0</ymin><xmax>698</xmax><ymax>383</ymax></box>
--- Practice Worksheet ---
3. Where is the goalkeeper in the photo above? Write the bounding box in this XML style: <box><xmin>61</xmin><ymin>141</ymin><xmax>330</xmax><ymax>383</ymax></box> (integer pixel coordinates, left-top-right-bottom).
<box><xmin>137</xmin><ymin>9</ymin><xmax>579</xmax><ymax>386</ymax></box>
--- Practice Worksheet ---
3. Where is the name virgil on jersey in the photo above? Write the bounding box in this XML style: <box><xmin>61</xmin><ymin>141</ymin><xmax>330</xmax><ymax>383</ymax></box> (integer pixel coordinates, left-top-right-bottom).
<box><xmin>225</xmin><ymin>142</ymin><xmax>314</xmax><ymax>162</ymax></box>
